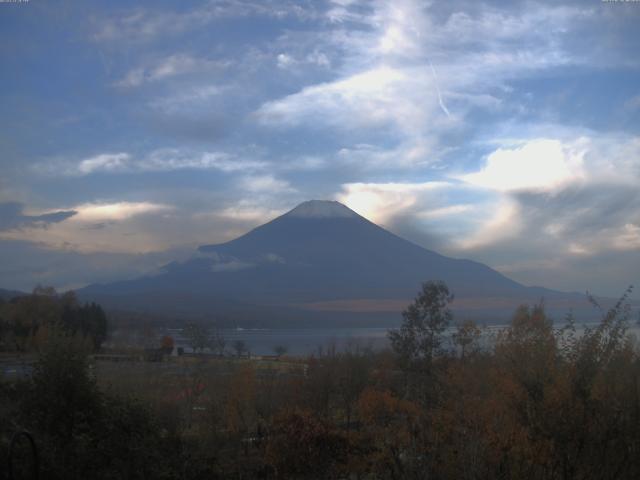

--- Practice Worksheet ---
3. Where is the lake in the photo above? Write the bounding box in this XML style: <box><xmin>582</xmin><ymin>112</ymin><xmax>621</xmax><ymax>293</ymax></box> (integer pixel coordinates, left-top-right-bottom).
<box><xmin>167</xmin><ymin>322</ymin><xmax>640</xmax><ymax>356</ymax></box>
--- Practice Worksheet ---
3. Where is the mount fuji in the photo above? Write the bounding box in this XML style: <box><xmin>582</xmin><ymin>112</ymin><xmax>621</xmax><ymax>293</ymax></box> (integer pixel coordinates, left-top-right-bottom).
<box><xmin>79</xmin><ymin>200</ymin><xmax>590</xmax><ymax>326</ymax></box>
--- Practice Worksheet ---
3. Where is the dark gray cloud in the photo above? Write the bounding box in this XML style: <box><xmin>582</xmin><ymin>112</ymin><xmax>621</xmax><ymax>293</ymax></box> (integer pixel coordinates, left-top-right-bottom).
<box><xmin>512</xmin><ymin>184</ymin><xmax>640</xmax><ymax>236</ymax></box>
<box><xmin>0</xmin><ymin>202</ymin><xmax>77</xmax><ymax>231</ymax></box>
<box><xmin>446</xmin><ymin>183</ymin><xmax>640</xmax><ymax>298</ymax></box>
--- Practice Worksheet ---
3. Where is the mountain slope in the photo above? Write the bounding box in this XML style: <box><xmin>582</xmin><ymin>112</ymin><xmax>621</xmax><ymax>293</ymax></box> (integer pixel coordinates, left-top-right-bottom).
<box><xmin>0</xmin><ymin>288</ymin><xmax>26</xmax><ymax>301</ymax></box>
<box><xmin>79</xmin><ymin>200</ymin><xmax>585</xmax><ymax>324</ymax></box>
<box><xmin>197</xmin><ymin>200</ymin><xmax>526</xmax><ymax>300</ymax></box>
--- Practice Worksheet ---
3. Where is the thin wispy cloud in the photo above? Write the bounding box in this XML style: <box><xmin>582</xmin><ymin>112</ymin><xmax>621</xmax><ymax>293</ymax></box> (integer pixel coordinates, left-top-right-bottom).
<box><xmin>93</xmin><ymin>1</ymin><xmax>319</xmax><ymax>43</ymax></box>
<box><xmin>35</xmin><ymin>150</ymin><xmax>268</xmax><ymax>177</ymax></box>
<box><xmin>0</xmin><ymin>203</ymin><xmax>77</xmax><ymax>232</ymax></box>
<box><xmin>429</xmin><ymin>61</ymin><xmax>450</xmax><ymax>118</ymax></box>
<box><xmin>114</xmin><ymin>54</ymin><xmax>229</xmax><ymax>88</ymax></box>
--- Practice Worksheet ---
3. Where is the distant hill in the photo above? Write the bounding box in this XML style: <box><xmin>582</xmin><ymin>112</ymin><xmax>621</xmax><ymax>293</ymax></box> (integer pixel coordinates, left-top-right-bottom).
<box><xmin>79</xmin><ymin>200</ymin><xmax>595</xmax><ymax>326</ymax></box>
<box><xmin>0</xmin><ymin>288</ymin><xmax>26</xmax><ymax>301</ymax></box>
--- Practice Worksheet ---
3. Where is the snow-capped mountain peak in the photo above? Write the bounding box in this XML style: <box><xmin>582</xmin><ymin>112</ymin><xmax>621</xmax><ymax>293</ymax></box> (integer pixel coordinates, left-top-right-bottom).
<box><xmin>286</xmin><ymin>200</ymin><xmax>358</xmax><ymax>219</ymax></box>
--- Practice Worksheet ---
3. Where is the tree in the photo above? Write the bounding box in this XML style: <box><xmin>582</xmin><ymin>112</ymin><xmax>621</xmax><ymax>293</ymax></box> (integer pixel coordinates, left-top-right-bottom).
<box><xmin>22</xmin><ymin>336</ymin><xmax>101</xmax><ymax>476</ymax></box>
<box><xmin>21</xmin><ymin>335</ymin><xmax>177</xmax><ymax>478</ymax></box>
<box><xmin>183</xmin><ymin>322</ymin><xmax>210</xmax><ymax>354</ymax></box>
<box><xmin>61</xmin><ymin>302</ymin><xmax>108</xmax><ymax>350</ymax></box>
<box><xmin>388</xmin><ymin>280</ymin><xmax>453</xmax><ymax>372</ymax></box>
<box><xmin>160</xmin><ymin>335</ymin><xmax>175</xmax><ymax>354</ymax></box>
<box><xmin>356</xmin><ymin>387</ymin><xmax>422</xmax><ymax>478</ymax></box>
<box><xmin>211</xmin><ymin>326</ymin><xmax>226</xmax><ymax>356</ymax></box>
<box><xmin>452</xmin><ymin>319</ymin><xmax>482</xmax><ymax>359</ymax></box>
<box><xmin>273</xmin><ymin>345</ymin><xmax>287</xmax><ymax>358</ymax></box>
<box><xmin>2</xmin><ymin>288</ymin><xmax>108</xmax><ymax>352</ymax></box>
<box><xmin>233</xmin><ymin>340</ymin><xmax>247</xmax><ymax>358</ymax></box>
<box><xmin>265</xmin><ymin>409</ymin><xmax>347</xmax><ymax>479</ymax></box>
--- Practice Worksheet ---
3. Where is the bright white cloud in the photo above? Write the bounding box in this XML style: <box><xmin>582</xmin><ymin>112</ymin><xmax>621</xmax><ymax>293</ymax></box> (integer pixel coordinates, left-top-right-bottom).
<box><xmin>460</xmin><ymin>139</ymin><xmax>586</xmax><ymax>192</ymax></box>
<box><xmin>276</xmin><ymin>53</ymin><xmax>295</xmax><ymax>69</ymax></box>
<box><xmin>336</xmin><ymin>181</ymin><xmax>451</xmax><ymax>224</ymax></box>
<box><xmin>77</xmin><ymin>153</ymin><xmax>131</xmax><ymax>175</ymax></box>
<box><xmin>71</xmin><ymin>202</ymin><xmax>172</xmax><ymax>222</ymax></box>
<box><xmin>257</xmin><ymin>66</ymin><xmax>408</xmax><ymax>127</ymax></box>
<box><xmin>446</xmin><ymin>132</ymin><xmax>640</xmax><ymax>292</ymax></box>
<box><xmin>239</xmin><ymin>174</ymin><xmax>295</xmax><ymax>193</ymax></box>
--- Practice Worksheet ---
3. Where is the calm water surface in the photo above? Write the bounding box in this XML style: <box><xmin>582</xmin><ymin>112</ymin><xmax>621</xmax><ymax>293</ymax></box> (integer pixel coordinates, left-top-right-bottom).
<box><xmin>168</xmin><ymin>322</ymin><xmax>640</xmax><ymax>356</ymax></box>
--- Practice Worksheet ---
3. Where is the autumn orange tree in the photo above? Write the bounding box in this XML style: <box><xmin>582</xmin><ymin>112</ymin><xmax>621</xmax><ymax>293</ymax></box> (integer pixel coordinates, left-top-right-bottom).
<box><xmin>265</xmin><ymin>408</ymin><xmax>347</xmax><ymax>479</ymax></box>
<box><xmin>354</xmin><ymin>387</ymin><xmax>423</xmax><ymax>479</ymax></box>
<box><xmin>0</xmin><ymin>288</ymin><xmax>107</xmax><ymax>352</ymax></box>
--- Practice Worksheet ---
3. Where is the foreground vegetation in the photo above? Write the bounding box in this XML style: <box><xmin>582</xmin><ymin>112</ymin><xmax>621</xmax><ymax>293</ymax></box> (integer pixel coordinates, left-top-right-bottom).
<box><xmin>1</xmin><ymin>282</ymin><xmax>640</xmax><ymax>479</ymax></box>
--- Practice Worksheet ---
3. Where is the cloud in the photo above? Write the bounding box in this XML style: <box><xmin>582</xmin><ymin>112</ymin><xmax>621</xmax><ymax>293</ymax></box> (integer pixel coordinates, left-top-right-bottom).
<box><xmin>71</xmin><ymin>202</ymin><xmax>172</xmax><ymax>222</ymax></box>
<box><xmin>139</xmin><ymin>149</ymin><xmax>266</xmax><ymax>173</ymax></box>
<box><xmin>114</xmin><ymin>54</ymin><xmax>228</xmax><ymax>88</ymax></box>
<box><xmin>254</xmin><ymin>0</ymin><xmax>598</xmax><ymax>171</ymax></box>
<box><xmin>0</xmin><ymin>239</ymin><xmax>194</xmax><ymax>292</ymax></box>
<box><xmin>37</xmin><ymin>149</ymin><xmax>268</xmax><ymax>176</ymax></box>
<box><xmin>417</xmin><ymin>204</ymin><xmax>474</xmax><ymax>219</ymax></box>
<box><xmin>457</xmin><ymin>183</ymin><xmax>640</xmax><ymax>296</ymax></box>
<box><xmin>276</xmin><ymin>53</ymin><xmax>296</xmax><ymax>69</ymax></box>
<box><xmin>513</xmin><ymin>183</ymin><xmax>640</xmax><ymax>256</ymax></box>
<box><xmin>306</xmin><ymin>50</ymin><xmax>331</xmax><ymax>68</ymax></box>
<box><xmin>275</xmin><ymin>50</ymin><xmax>330</xmax><ymax>71</ymax></box>
<box><xmin>255</xmin><ymin>64</ymin><xmax>451</xmax><ymax>169</ymax></box>
<box><xmin>3</xmin><ymin>0</ymin><xmax>638</xmax><ymax>299</ymax></box>
<box><xmin>335</xmin><ymin>142</ymin><xmax>438</xmax><ymax>169</ymax></box>
<box><xmin>0</xmin><ymin>195</ymin><xmax>296</xmax><ymax>256</ymax></box>
<box><xmin>435</xmin><ymin>132</ymin><xmax>640</xmax><ymax>295</ymax></box>
<box><xmin>336</xmin><ymin>181</ymin><xmax>452</xmax><ymax>224</ymax></box>
<box><xmin>149</xmin><ymin>86</ymin><xmax>224</xmax><ymax>112</ymax></box>
<box><xmin>281</xmin><ymin>155</ymin><xmax>327</xmax><ymax>171</ymax></box>
<box><xmin>327</xmin><ymin>129</ymin><xmax>639</xmax><ymax>297</ymax></box>
<box><xmin>460</xmin><ymin>139</ymin><xmax>586</xmax><ymax>192</ymax></box>
<box><xmin>455</xmin><ymin>198</ymin><xmax>522</xmax><ymax>250</ymax></box>
<box><xmin>93</xmin><ymin>1</ymin><xmax>318</xmax><ymax>43</ymax></box>
<box><xmin>239</xmin><ymin>174</ymin><xmax>295</xmax><ymax>193</ymax></box>
<box><xmin>205</xmin><ymin>252</ymin><xmax>255</xmax><ymax>272</ymax></box>
<box><xmin>453</xmin><ymin>134</ymin><xmax>640</xmax><ymax>249</ymax></box>
<box><xmin>257</xmin><ymin>67</ymin><xmax>410</xmax><ymax>128</ymax></box>
<box><xmin>78</xmin><ymin>153</ymin><xmax>131</xmax><ymax>175</ymax></box>
<box><xmin>0</xmin><ymin>201</ymin><xmax>175</xmax><ymax>254</ymax></box>
<box><xmin>0</xmin><ymin>202</ymin><xmax>77</xmax><ymax>231</ymax></box>
<box><xmin>205</xmin><ymin>202</ymin><xmax>286</xmax><ymax>223</ymax></box>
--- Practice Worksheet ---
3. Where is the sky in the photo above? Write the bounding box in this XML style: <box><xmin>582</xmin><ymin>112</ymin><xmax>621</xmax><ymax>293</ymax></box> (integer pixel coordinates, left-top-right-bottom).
<box><xmin>0</xmin><ymin>0</ymin><xmax>639</xmax><ymax>298</ymax></box>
